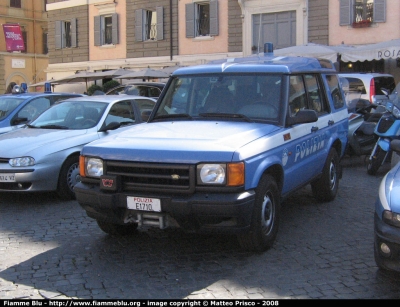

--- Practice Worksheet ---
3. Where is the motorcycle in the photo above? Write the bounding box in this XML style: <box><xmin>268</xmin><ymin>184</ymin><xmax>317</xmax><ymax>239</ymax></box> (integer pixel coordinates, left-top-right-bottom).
<box><xmin>344</xmin><ymin>90</ymin><xmax>383</xmax><ymax>157</ymax></box>
<box><xmin>367</xmin><ymin>85</ymin><xmax>400</xmax><ymax>175</ymax></box>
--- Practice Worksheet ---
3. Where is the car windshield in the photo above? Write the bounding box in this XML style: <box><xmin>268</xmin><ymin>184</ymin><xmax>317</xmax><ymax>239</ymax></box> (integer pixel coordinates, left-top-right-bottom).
<box><xmin>29</xmin><ymin>100</ymin><xmax>108</xmax><ymax>130</ymax></box>
<box><xmin>0</xmin><ymin>97</ymin><xmax>26</xmax><ymax>121</ymax></box>
<box><xmin>154</xmin><ymin>74</ymin><xmax>283</xmax><ymax>123</ymax></box>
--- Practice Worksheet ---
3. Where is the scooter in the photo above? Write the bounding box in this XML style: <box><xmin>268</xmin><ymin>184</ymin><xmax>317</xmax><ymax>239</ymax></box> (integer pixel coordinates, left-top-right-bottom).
<box><xmin>367</xmin><ymin>86</ymin><xmax>400</xmax><ymax>175</ymax></box>
<box><xmin>345</xmin><ymin>92</ymin><xmax>383</xmax><ymax>157</ymax></box>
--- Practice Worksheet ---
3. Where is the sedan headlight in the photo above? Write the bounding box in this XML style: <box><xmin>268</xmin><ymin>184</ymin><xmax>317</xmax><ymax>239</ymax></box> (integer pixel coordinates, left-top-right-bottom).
<box><xmin>197</xmin><ymin>162</ymin><xmax>244</xmax><ymax>186</ymax></box>
<box><xmin>80</xmin><ymin>156</ymin><xmax>103</xmax><ymax>177</ymax></box>
<box><xmin>383</xmin><ymin>210</ymin><xmax>400</xmax><ymax>228</ymax></box>
<box><xmin>9</xmin><ymin>157</ymin><xmax>35</xmax><ymax>167</ymax></box>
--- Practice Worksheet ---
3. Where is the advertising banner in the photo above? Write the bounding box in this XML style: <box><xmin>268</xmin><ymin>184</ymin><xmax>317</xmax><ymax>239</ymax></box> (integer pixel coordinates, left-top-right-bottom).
<box><xmin>2</xmin><ymin>23</ymin><xmax>25</xmax><ymax>52</ymax></box>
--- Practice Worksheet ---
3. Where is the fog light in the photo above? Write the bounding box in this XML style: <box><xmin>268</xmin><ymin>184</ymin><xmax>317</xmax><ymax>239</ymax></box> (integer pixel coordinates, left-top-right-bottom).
<box><xmin>380</xmin><ymin>242</ymin><xmax>391</xmax><ymax>256</ymax></box>
<box><xmin>18</xmin><ymin>183</ymin><xmax>23</xmax><ymax>188</ymax></box>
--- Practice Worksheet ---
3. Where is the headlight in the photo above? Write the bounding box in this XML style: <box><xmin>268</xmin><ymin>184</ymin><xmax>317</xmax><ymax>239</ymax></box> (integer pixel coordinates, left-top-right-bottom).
<box><xmin>197</xmin><ymin>162</ymin><xmax>244</xmax><ymax>186</ymax></box>
<box><xmin>392</xmin><ymin>105</ymin><xmax>400</xmax><ymax>119</ymax></box>
<box><xmin>9</xmin><ymin>157</ymin><xmax>35</xmax><ymax>167</ymax></box>
<box><xmin>82</xmin><ymin>157</ymin><xmax>103</xmax><ymax>177</ymax></box>
<box><xmin>383</xmin><ymin>210</ymin><xmax>400</xmax><ymax>228</ymax></box>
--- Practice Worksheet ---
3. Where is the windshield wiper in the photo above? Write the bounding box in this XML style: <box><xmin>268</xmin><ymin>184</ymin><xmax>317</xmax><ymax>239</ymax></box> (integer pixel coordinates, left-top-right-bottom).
<box><xmin>153</xmin><ymin>113</ymin><xmax>193</xmax><ymax>120</ymax></box>
<box><xmin>198</xmin><ymin>113</ymin><xmax>253</xmax><ymax>122</ymax></box>
<box><xmin>38</xmin><ymin>124</ymin><xmax>69</xmax><ymax>129</ymax></box>
<box><xmin>26</xmin><ymin>124</ymin><xmax>38</xmax><ymax>128</ymax></box>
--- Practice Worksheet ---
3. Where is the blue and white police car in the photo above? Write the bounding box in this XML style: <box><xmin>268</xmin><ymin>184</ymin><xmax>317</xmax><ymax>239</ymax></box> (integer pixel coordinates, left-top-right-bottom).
<box><xmin>74</xmin><ymin>44</ymin><xmax>349</xmax><ymax>252</ymax></box>
<box><xmin>0</xmin><ymin>83</ymin><xmax>83</xmax><ymax>135</ymax></box>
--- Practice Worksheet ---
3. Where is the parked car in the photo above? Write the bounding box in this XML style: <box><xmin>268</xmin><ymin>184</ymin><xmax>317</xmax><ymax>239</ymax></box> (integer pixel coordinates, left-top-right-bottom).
<box><xmin>0</xmin><ymin>83</ymin><xmax>83</xmax><ymax>135</ymax></box>
<box><xmin>374</xmin><ymin>139</ymin><xmax>400</xmax><ymax>273</ymax></box>
<box><xmin>339</xmin><ymin>73</ymin><xmax>396</xmax><ymax>105</ymax></box>
<box><xmin>105</xmin><ymin>82</ymin><xmax>165</xmax><ymax>98</ymax></box>
<box><xmin>75</xmin><ymin>45</ymin><xmax>349</xmax><ymax>252</ymax></box>
<box><xmin>0</xmin><ymin>95</ymin><xmax>156</xmax><ymax>200</ymax></box>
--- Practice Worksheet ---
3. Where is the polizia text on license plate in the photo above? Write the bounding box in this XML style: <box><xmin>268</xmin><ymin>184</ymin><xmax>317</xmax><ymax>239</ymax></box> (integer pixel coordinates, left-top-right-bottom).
<box><xmin>127</xmin><ymin>196</ymin><xmax>161</xmax><ymax>212</ymax></box>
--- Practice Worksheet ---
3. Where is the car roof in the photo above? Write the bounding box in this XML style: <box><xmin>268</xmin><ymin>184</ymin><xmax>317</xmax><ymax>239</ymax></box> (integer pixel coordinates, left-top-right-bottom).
<box><xmin>172</xmin><ymin>53</ymin><xmax>337</xmax><ymax>76</ymax></box>
<box><xmin>0</xmin><ymin>92</ymin><xmax>83</xmax><ymax>99</ymax></box>
<box><xmin>62</xmin><ymin>95</ymin><xmax>157</xmax><ymax>104</ymax></box>
<box><xmin>338</xmin><ymin>73</ymin><xmax>394</xmax><ymax>78</ymax></box>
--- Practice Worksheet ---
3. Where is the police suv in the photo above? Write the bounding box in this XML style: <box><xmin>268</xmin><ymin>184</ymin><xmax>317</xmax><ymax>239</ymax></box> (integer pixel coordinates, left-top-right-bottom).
<box><xmin>75</xmin><ymin>45</ymin><xmax>349</xmax><ymax>252</ymax></box>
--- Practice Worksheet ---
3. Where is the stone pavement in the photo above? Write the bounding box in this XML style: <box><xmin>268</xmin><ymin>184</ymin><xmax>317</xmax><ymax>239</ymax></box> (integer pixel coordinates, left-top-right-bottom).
<box><xmin>0</xmin><ymin>155</ymin><xmax>399</xmax><ymax>300</ymax></box>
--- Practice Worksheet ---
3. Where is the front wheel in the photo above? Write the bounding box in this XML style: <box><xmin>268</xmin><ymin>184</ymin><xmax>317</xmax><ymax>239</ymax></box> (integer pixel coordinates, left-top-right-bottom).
<box><xmin>237</xmin><ymin>174</ymin><xmax>280</xmax><ymax>252</ymax></box>
<box><xmin>57</xmin><ymin>155</ymin><xmax>80</xmax><ymax>200</ymax></box>
<box><xmin>311</xmin><ymin>148</ymin><xmax>339</xmax><ymax>202</ymax></box>
<box><xmin>367</xmin><ymin>146</ymin><xmax>386</xmax><ymax>175</ymax></box>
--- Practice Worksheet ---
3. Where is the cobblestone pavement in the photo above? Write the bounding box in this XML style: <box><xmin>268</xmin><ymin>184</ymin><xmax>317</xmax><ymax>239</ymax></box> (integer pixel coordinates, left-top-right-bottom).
<box><xmin>0</xmin><ymin>155</ymin><xmax>400</xmax><ymax>300</ymax></box>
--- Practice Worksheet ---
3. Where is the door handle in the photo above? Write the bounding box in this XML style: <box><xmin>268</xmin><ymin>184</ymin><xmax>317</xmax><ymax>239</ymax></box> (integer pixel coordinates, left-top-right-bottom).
<box><xmin>328</xmin><ymin>120</ymin><xmax>334</xmax><ymax>125</ymax></box>
<box><xmin>311</xmin><ymin>126</ymin><xmax>319</xmax><ymax>132</ymax></box>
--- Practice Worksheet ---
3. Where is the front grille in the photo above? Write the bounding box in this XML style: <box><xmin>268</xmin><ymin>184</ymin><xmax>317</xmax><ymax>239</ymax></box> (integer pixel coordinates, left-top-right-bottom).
<box><xmin>0</xmin><ymin>158</ymin><xmax>10</xmax><ymax>164</ymax></box>
<box><xmin>377</xmin><ymin>117</ymin><xmax>394</xmax><ymax>134</ymax></box>
<box><xmin>105</xmin><ymin>161</ymin><xmax>196</xmax><ymax>194</ymax></box>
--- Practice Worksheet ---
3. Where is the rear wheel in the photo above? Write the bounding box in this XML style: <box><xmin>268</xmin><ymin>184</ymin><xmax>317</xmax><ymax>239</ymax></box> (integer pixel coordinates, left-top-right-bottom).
<box><xmin>96</xmin><ymin>220</ymin><xmax>138</xmax><ymax>236</ymax></box>
<box><xmin>311</xmin><ymin>148</ymin><xmax>339</xmax><ymax>202</ymax></box>
<box><xmin>237</xmin><ymin>174</ymin><xmax>280</xmax><ymax>252</ymax></box>
<box><xmin>367</xmin><ymin>147</ymin><xmax>386</xmax><ymax>175</ymax></box>
<box><xmin>57</xmin><ymin>155</ymin><xmax>80</xmax><ymax>200</ymax></box>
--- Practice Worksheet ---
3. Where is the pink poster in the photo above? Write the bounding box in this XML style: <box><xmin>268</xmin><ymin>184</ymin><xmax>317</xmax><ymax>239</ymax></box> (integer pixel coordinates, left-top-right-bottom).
<box><xmin>2</xmin><ymin>24</ymin><xmax>25</xmax><ymax>52</ymax></box>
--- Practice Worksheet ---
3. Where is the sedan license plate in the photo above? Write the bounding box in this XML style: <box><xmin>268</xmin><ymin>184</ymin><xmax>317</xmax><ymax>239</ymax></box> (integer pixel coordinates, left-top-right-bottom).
<box><xmin>127</xmin><ymin>196</ymin><xmax>161</xmax><ymax>212</ymax></box>
<box><xmin>0</xmin><ymin>173</ymin><xmax>15</xmax><ymax>182</ymax></box>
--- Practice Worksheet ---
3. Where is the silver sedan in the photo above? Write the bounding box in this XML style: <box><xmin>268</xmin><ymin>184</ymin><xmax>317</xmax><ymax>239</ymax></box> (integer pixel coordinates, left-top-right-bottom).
<box><xmin>0</xmin><ymin>95</ymin><xmax>156</xmax><ymax>199</ymax></box>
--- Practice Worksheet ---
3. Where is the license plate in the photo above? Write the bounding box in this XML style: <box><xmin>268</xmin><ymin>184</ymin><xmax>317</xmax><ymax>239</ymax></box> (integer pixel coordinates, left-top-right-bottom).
<box><xmin>0</xmin><ymin>173</ymin><xmax>15</xmax><ymax>182</ymax></box>
<box><xmin>127</xmin><ymin>196</ymin><xmax>161</xmax><ymax>212</ymax></box>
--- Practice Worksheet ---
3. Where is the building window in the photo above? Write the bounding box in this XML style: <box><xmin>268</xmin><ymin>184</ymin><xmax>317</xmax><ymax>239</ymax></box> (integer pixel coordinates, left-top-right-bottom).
<box><xmin>135</xmin><ymin>7</ymin><xmax>164</xmax><ymax>42</ymax></box>
<box><xmin>44</xmin><ymin>0</ymin><xmax>47</xmax><ymax>12</ymax></box>
<box><xmin>10</xmin><ymin>0</ymin><xmax>21</xmax><ymax>8</ymax></box>
<box><xmin>94</xmin><ymin>14</ymin><xmax>118</xmax><ymax>46</ymax></box>
<box><xmin>103</xmin><ymin>16</ymin><xmax>112</xmax><ymax>44</ymax></box>
<box><xmin>340</xmin><ymin>0</ymin><xmax>386</xmax><ymax>26</ymax></box>
<box><xmin>43</xmin><ymin>32</ymin><xmax>48</xmax><ymax>54</ymax></box>
<box><xmin>55</xmin><ymin>19</ymin><xmax>77</xmax><ymax>49</ymax></box>
<box><xmin>186</xmin><ymin>1</ymin><xmax>218</xmax><ymax>38</ymax></box>
<box><xmin>21</xmin><ymin>30</ymin><xmax>27</xmax><ymax>53</ymax></box>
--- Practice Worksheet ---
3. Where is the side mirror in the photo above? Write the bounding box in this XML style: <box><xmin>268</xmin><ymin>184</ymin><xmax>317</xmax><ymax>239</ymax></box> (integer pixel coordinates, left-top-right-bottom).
<box><xmin>11</xmin><ymin>117</ymin><xmax>29</xmax><ymax>125</ymax></box>
<box><xmin>99</xmin><ymin>121</ymin><xmax>121</xmax><ymax>132</ymax></box>
<box><xmin>286</xmin><ymin>109</ymin><xmax>318</xmax><ymax>126</ymax></box>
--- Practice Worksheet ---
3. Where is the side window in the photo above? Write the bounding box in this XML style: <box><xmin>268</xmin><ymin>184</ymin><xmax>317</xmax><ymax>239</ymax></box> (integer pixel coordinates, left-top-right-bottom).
<box><xmin>94</xmin><ymin>14</ymin><xmax>118</xmax><ymax>46</ymax></box>
<box><xmin>18</xmin><ymin>98</ymin><xmax>51</xmax><ymax>121</ymax></box>
<box><xmin>326</xmin><ymin>74</ymin><xmax>345</xmax><ymax>110</ymax></box>
<box><xmin>105</xmin><ymin>101</ymin><xmax>136</xmax><ymax>126</ymax></box>
<box><xmin>304</xmin><ymin>74</ymin><xmax>328</xmax><ymax>116</ymax></box>
<box><xmin>135</xmin><ymin>7</ymin><xmax>164</xmax><ymax>41</ymax></box>
<box><xmin>55</xmin><ymin>19</ymin><xmax>77</xmax><ymax>49</ymax></box>
<box><xmin>135</xmin><ymin>98</ymin><xmax>156</xmax><ymax>121</ymax></box>
<box><xmin>289</xmin><ymin>75</ymin><xmax>307</xmax><ymax>116</ymax></box>
<box><xmin>186</xmin><ymin>0</ymin><xmax>219</xmax><ymax>38</ymax></box>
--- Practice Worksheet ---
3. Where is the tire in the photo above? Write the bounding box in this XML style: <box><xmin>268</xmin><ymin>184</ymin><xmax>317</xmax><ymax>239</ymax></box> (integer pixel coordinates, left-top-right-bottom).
<box><xmin>237</xmin><ymin>174</ymin><xmax>280</xmax><ymax>252</ymax></box>
<box><xmin>96</xmin><ymin>219</ymin><xmax>138</xmax><ymax>236</ymax></box>
<box><xmin>367</xmin><ymin>147</ymin><xmax>386</xmax><ymax>175</ymax></box>
<box><xmin>311</xmin><ymin>148</ymin><xmax>339</xmax><ymax>202</ymax></box>
<box><xmin>57</xmin><ymin>155</ymin><xmax>80</xmax><ymax>200</ymax></box>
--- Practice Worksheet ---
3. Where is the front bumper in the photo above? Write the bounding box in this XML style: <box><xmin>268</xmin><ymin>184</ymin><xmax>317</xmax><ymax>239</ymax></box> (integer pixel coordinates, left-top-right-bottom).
<box><xmin>0</xmin><ymin>163</ymin><xmax>60</xmax><ymax>192</ymax></box>
<box><xmin>74</xmin><ymin>181</ymin><xmax>256</xmax><ymax>234</ymax></box>
<box><xmin>374</xmin><ymin>212</ymin><xmax>400</xmax><ymax>272</ymax></box>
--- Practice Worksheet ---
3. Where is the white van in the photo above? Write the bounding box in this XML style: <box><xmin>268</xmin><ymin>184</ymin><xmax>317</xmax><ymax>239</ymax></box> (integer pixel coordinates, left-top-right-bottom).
<box><xmin>339</xmin><ymin>73</ymin><xmax>396</xmax><ymax>105</ymax></box>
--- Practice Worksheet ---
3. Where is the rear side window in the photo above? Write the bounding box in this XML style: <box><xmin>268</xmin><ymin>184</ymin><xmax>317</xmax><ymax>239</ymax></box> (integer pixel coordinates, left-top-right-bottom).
<box><xmin>374</xmin><ymin>77</ymin><xmax>396</xmax><ymax>95</ymax></box>
<box><xmin>344</xmin><ymin>77</ymin><xmax>366</xmax><ymax>94</ymax></box>
<box><xmin>325</xmin><ymin>74</ymin><xmax>345</xmax><ymax>110</ymax></box>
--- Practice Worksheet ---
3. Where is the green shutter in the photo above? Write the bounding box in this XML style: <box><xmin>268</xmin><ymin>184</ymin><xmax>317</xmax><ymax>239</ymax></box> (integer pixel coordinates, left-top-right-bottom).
<box><xmin>94</xmin><ymin>16</ymin><xmax>101</xmax><ymax>46</ymax></box>
<box><xmin>185</xmin><ymin>3</ymin><xmax>195</xmax><ymax>38</ymax></box>
<box><xmin>112</xmin><ymin>13</ymin><xmax>119</xmax><ymax>44</ymax></box>
<box><xmin>135</xmin><ymin>9</ymin><xmax>143</xmax><ymax>42</ymax></box>
<box><xmin>156</xmin><ymin>6</ymin><xmax>164</xmax><ymax>41</ymax></box>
